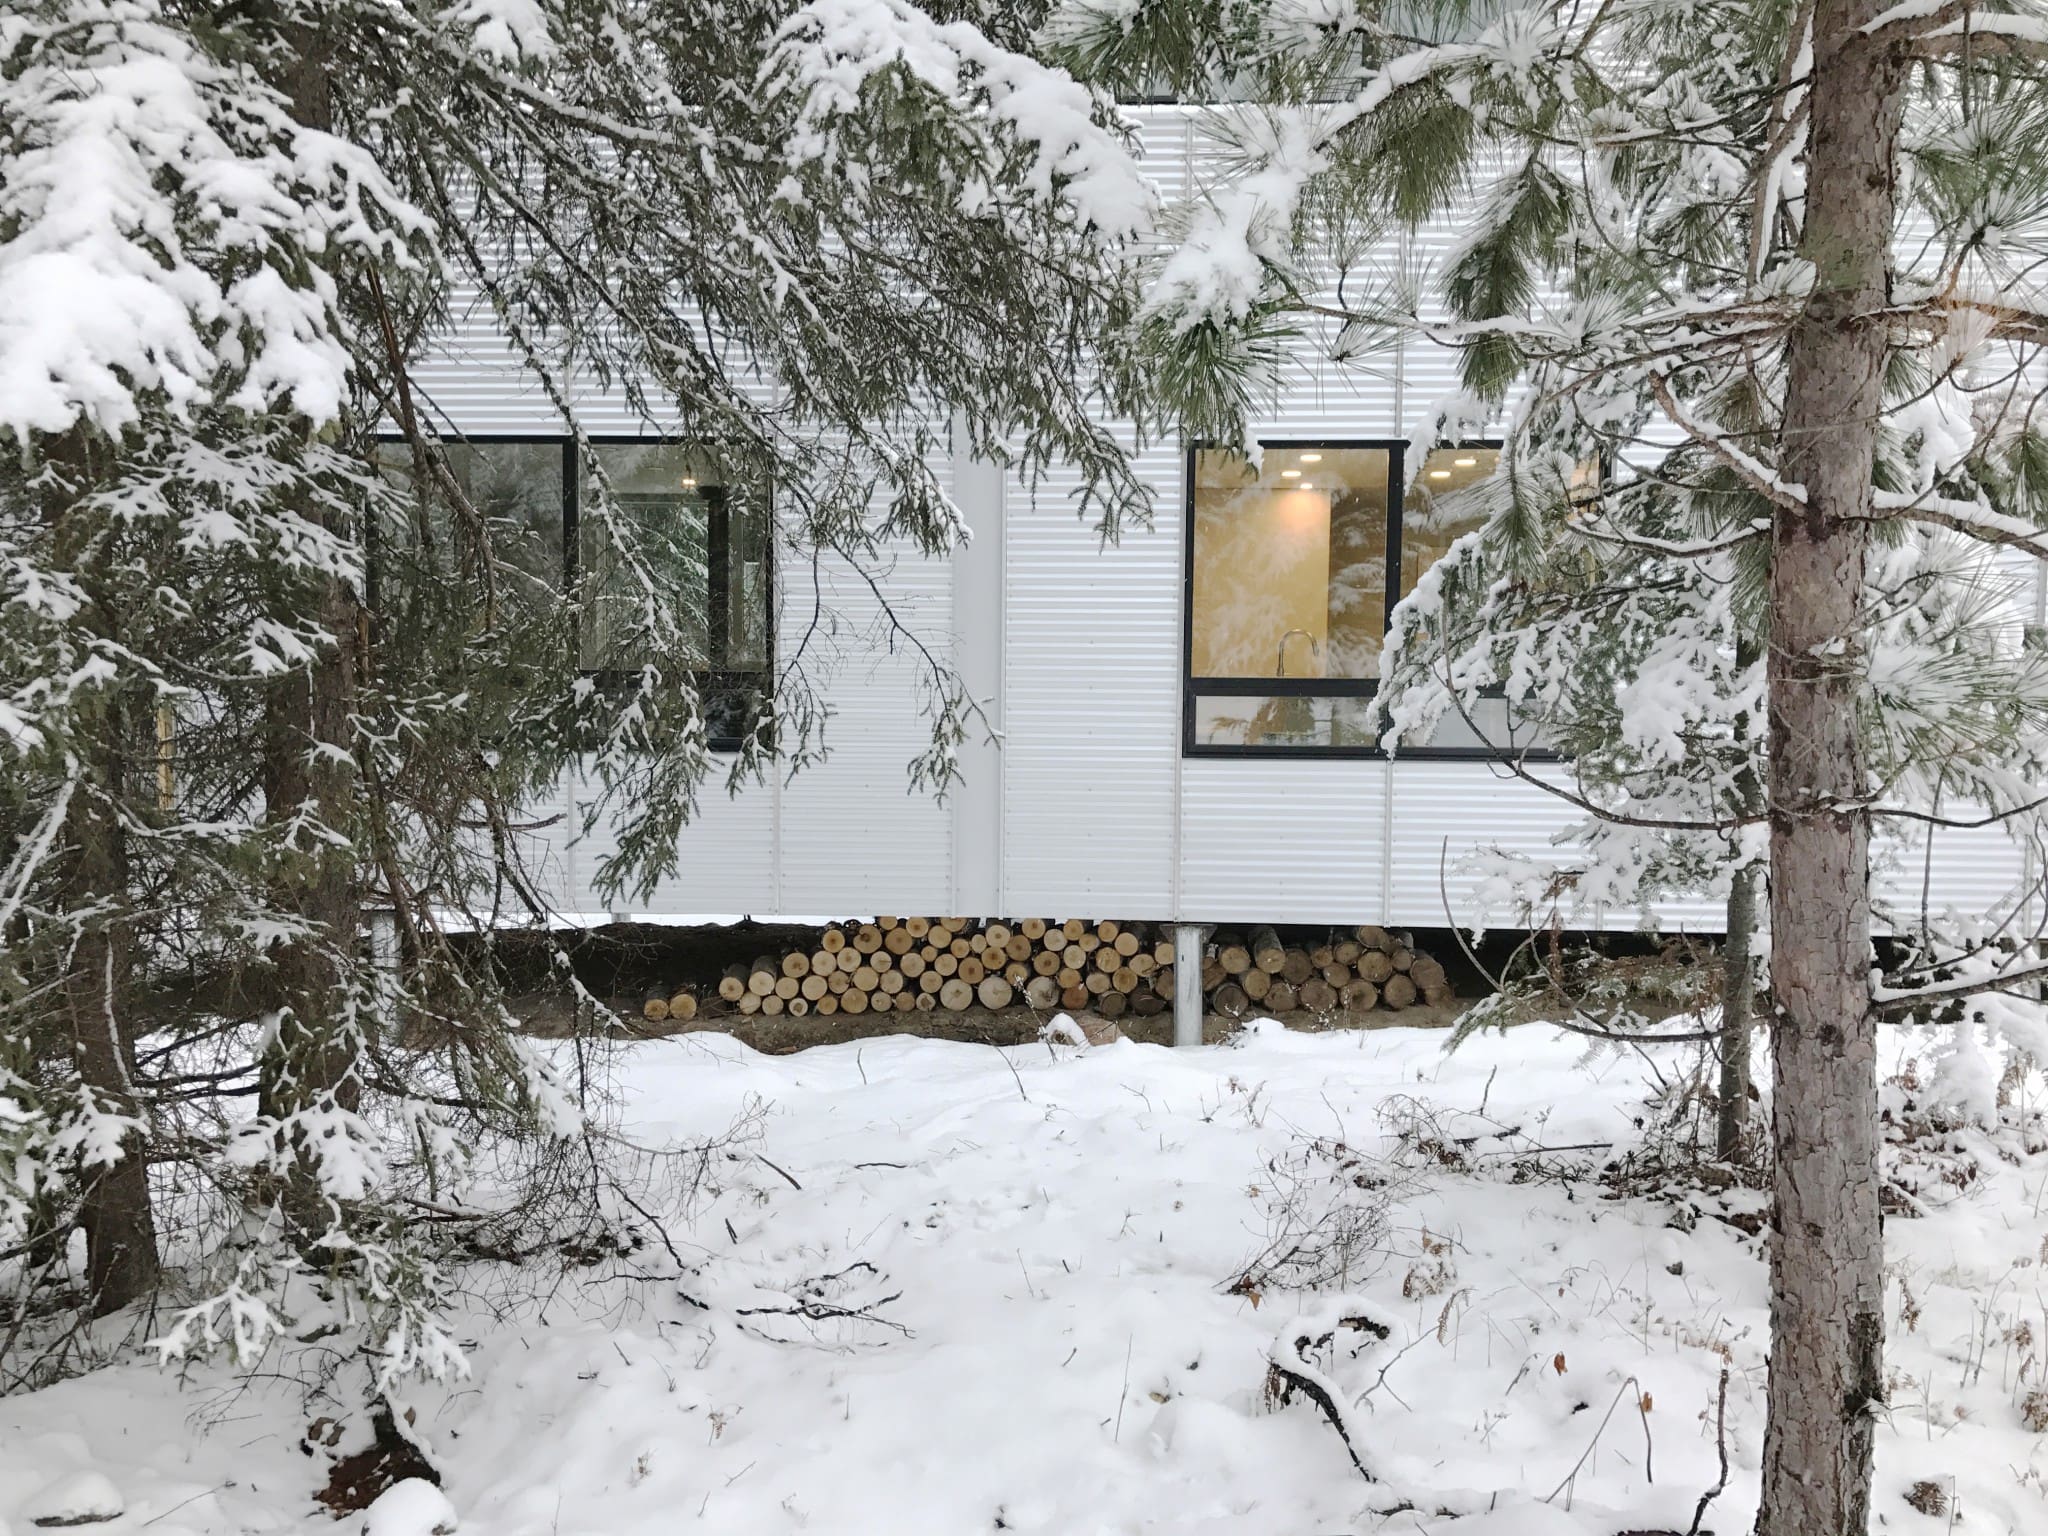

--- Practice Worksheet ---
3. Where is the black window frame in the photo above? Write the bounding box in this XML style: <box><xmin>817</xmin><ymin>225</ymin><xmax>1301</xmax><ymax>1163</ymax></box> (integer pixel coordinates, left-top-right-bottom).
<box><xmin>371</xmin><ymin>432</ymin><xmax>773</xmax><ymax>753</ymax></box>
<box><xmin>1181</xmin><ymin>436</ymin><xmax>1546</xmax><ymax>761</ymax></box>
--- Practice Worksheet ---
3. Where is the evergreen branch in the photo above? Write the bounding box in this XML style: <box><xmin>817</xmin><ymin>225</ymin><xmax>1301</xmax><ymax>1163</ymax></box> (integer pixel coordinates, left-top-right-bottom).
<box><xmin>1649</xmin><ymin>374</ymin><xmax>1807</xmax><ymax>512</ymax></box>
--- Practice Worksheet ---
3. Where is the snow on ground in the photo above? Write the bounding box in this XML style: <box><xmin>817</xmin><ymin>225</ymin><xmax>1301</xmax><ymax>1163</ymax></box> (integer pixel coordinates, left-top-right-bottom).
<box><xmin>3</xmin><ymin>1022</ymin><xmax>2045</xmax><ymax>1534</ymax></box>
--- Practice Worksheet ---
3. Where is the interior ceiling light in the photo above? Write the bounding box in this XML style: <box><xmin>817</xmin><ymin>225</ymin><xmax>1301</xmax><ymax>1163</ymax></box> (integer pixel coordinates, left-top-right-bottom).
<box><xmin>1429</xmin><ymin>469</ymin><xmax>1452</xmax><ymax>480</ymax></box>
<box><xmin>1280</xmin><ymin>469</ymin><xmax>1302</xmax><ymax>479</ymax></box>
<box><xmin>1453</xmin><ymin>456</ymin><xmax>1477</xmax><ymax>468</ymax></box>
<box><xmin>681</xmin><ymin>476</ymin><xmax>698</xmax><ymax>488</ymax></box>
<box><xmin>1299</xmin><ymin>452</ymin><xmax>1323</xmax><ymax>463</ymax></box>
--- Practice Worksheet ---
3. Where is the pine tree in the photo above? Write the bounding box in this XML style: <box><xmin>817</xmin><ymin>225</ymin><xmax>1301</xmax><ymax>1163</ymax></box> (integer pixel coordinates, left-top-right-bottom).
<box><xmin>1049</xmin><ymin>2</ymin><xmax>2048</xmax><ymax>1528</ymax></box>
<box><xmin>2</xmin><ymin>0</ymin><xmax>1151</xmax><ymax>1389</ymax></box>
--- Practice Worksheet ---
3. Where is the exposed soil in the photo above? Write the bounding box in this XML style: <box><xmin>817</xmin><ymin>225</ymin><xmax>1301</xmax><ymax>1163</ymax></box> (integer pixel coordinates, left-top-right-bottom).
<box><xmin>313</xmin><ymin>1407</ymin><xmax>439</xmax><ymax>1516</ymax></box>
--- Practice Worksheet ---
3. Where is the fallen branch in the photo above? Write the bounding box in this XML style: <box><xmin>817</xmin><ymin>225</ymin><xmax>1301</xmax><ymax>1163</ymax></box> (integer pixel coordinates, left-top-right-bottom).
<box><xmin>1687</xmin><ymin>1367</ymin><xmax>1731</xmax><ymax>1536</ymax></box>
<box><xmin>730</xmin><ymin>1260</ymin><xmax>911</xmax><ymax>1339</ymax></box>
<box><xmin>1263</xmin><ymin>1304</ymin><xmax>1395</xmax><ymax>1482</ymax></box>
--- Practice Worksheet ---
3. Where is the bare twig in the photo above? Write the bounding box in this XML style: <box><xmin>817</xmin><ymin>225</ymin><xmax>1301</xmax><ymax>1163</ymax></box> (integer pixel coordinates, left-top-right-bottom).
<box><xmin>1688</xmin><ymin>1367</ymin><xmax>1732</xmax><ymax>1536</ymax></box>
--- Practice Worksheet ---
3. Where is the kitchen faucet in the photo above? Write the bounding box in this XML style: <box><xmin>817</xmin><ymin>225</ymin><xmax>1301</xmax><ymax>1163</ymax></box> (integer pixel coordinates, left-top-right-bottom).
<box><xmin>1275</xmin><ymin>628</ymin><xmax>1320</xmax><ymax>677</ymax></box>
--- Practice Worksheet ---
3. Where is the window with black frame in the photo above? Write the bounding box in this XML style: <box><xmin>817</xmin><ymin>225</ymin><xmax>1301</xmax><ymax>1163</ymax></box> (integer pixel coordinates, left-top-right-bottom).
<box><xmin>371</xmin><ymin>438</ymin><xmax>771</xmax><ymax>749</ymax></box>
<box><xmin>1183</xmin><ymin>440</ymin><xmax>1518</xmax><ymax>755</ymax></box>
<box><xmin>578</xmin><ymin>442</ymin><xmax>771</xmax><ymax>747</ymax></box>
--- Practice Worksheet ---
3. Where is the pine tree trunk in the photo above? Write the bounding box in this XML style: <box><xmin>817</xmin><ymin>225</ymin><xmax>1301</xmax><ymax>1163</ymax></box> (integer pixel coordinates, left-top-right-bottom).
<box><xmin>258</xmin><ymin>578</ymin><xmax>364</xmax><ymax>1242</ymax></box>
<box><xmin>1716</xmin><ymin>861</ymin><xmax>1758</xmax><ymax>1162</ymax></box>
<box><xmin>64</xmin><ymin>698</ymin><xmax>160</xmax><ymax>1314</ymax></box>
<box><xmin>1757</xmin><ymin>6</ymin><xmax>1903</xmax><ymax>1532</ymax></box>
<box><xmin>255</xmin><ymin>22</ymin><xmax>363</xmax><ymax>1247</ymax></box>
<box><xmin>1719</xmin><ymin>638</ymin><xmax>1765</xmax><ymax>1165</ymax></box>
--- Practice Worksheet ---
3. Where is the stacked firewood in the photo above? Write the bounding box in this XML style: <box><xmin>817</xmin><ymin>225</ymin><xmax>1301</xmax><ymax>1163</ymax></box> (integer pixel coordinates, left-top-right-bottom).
<box><xmin>642</xmin><ymin>918</ymin><xmax>1454</xmax><ymax>1023</ymax></box>
<box><xmin>1199</xmin><ymin>925</ymin><xmax>1451</xmax><ymax>1019</ymax></box>
<box><xmin>689</xmin><ymin>917</ymin><xmax>1179</xmax><ymax>1021</ymax></box>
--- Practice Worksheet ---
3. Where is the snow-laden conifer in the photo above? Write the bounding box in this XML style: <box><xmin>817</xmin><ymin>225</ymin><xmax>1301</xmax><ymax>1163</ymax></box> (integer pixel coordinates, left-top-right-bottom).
<box><xmin>2</xmin><ymin>0</ymin><xmax>1149</xmax><ymax>1393</ymax></box>
<box><xmin>1048</xmin><ymin>1</ymin><xmax>2048</xmax><ymax>1525</ymax></box>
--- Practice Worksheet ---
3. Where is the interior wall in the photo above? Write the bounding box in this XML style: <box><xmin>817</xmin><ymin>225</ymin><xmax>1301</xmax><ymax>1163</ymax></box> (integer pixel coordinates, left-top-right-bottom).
<box><xmin>1191</xmin><ymin>486</ymin><xmax>1332</xmax><ymax>677</ymax></box>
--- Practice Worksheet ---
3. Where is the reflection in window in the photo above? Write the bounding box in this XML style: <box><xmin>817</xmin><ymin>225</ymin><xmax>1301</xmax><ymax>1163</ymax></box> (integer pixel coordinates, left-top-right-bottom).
<box><xmin>370</xmin><ymin>436</ymin><xmax>773</xmax><ymax>749</ymax></box>
<box><xmin>579</xmin><ymin>444</ymin><xmax>771</xmax><ymax>742</ymax></box>
<box><xmin>1404</xmin><ymin>446</ymin><xmax>1498</xmax><ymax>599</ymax></box>
<box><xmin>579</xmin><ymin>445</ymin><xmax>770</xmax><ymax>670</ymax></box>
<box><xmin>1191</xmin><ymin>693</ymin><xmax>1530</xmax><ymax>752</ymax></box>
<box><xmin>1192</xmin><ymin>447</ymin><xmax>1391</xmax><ymax>682</ymax></box>
<box><xmin>1193</xmin><ymin>693</ymin><xmax>1380</xmax><ymax>750</ymax></box>
<box><xmin>372</xmin><ymin>440</ymin><xmax>565</xmax><ymax>626</ymax></box>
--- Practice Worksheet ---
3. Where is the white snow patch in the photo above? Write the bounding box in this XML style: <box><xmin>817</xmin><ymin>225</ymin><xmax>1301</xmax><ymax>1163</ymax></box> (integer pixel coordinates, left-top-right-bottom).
<box><xmin>0</xmin><ymin>1024</ymin><xmax>2042</xmax><ymax>1535</ymax></box>
<box><xmin>22</xmin><ymin>1470</ymin><xmax>123</xmax><ymax>1527</ymax></box>
<box><xmin>361</xmin><ymin>1478</ymin><xmax>457</xmax><ymax>1536</ymax></box>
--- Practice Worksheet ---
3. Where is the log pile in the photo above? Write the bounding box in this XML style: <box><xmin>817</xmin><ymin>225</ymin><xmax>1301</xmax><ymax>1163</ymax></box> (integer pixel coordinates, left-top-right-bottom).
<box><xmin>684</xmin><ymin>917</ymin><xmax>1180</xmax><ymax>1022</ymax></box>
<box><xmin>1198</xmin><ymin>924</ymin><xmax>1453</xmax><ymax>1020</ymax></box>
<box><xmin>643</xmin><ymin>918</ymin><xmax>1455</xmax><ymax>1023</ymax></box>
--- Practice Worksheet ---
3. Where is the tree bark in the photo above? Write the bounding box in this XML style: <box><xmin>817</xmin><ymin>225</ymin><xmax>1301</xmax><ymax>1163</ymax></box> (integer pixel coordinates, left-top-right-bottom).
<box><xmin>1716</xmin><ymin>861</ymin><xmax>1758</xmax><ymax>1162</ymax></box>
<box><xmin>1758</xmin><ymin>5</ymin><xmax>1903</xmax><ymax>1532</ymax></box>
<box><xmin>1719</xmin><ymin>636</ymin><xmax>1765</xmax><ymax>1163</ymax></box>
<box><xmin>258</xmin><ymin>573</ymin><xmax>364</xmax><ymax>1240</ymax></box>
<box><xmin>256</xmin><ymin>23</ymin><xmax>364</xmax><ymax>1247</ymax></box>
<box><xmin>64</xmin><ymin>699</ymin><xmax>161</xmax><ymax>1315</ymax></box>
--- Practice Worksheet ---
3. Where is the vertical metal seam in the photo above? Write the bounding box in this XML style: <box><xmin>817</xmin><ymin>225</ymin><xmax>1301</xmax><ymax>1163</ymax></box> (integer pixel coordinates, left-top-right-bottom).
<box><xmin>994</xmin><ymin>452</ymin><xmax>1008</xmax><ymax>916</ymax></box>
<box><xmin>1385</xmin><ymin>237</ymin><xmax>1409</xmax><ymax>926</ymax></box>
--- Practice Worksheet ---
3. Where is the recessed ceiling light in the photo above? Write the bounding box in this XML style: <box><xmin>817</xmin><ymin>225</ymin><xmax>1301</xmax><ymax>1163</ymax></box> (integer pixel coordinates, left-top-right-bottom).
<box><xmin>1299</xmin><ymin>453</ymin><xmax>1323</xmax><ymax>463</ymax></box>
<box><xmin>680</xmin><ymin>476</ymin><xmax>697</xmax><ymax>488</ymax></box>
<box><xmin>1453</xmin><ymin>456</ymin><xmax>1477</xmax><ymax>468</ymax></box>
<box><xmin>1429</xmin><ymin>469</ymin><xmax>1452</xmax><ymax>480</ymax></box>
<box><xmin>1298</xmin><ymin>483</ymin><xmax>1314</xmax><ymax>490</ymax></box>
<box><xmin>1280</xmin><ymin>469</ymin><xmax>1302</xmax><ymax>479</ymax></box>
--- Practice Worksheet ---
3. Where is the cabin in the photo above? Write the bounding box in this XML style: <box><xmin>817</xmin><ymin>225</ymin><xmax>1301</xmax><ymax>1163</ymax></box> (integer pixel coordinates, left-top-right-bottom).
<box><xmin>407</xmin><ymin>106</ymin><xmax>2036</xmax><ymax>956</ymax></box>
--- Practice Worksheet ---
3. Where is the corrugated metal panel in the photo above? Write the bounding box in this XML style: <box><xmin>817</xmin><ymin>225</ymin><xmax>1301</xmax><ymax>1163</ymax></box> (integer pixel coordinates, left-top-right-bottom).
<box><xmin>1132</xmin><ymin>107</ymin><xmax>1197</xmax><ymax>226</ymax></box>
<box><xmin>774</xmin><ymin>541</ymin><xmax>953</xmax><ymax>913</ymax></box>
<box><xmin>1001</xmin><ymin>443</ymin><xmax>1183</xmax><ymax>917</ymax></box>
<box><xmin>1383</xmin><ymin>761</ymin><xmax>1723</xmax><ymax>934</ymax></box>
<box><xmin>1875</xmin><ymin>819</ymin><xmax>2039</xmax><ymax>934</ymax></box>
<box><xmin>1180</xmin><ymin>759</ymin><xmax>1388</xmax><ymax>922</ymax></box>
<box><xmin>551</xmin><ymin>769</ymin><xmax>779</xmax><ymax>916</ymax></box>
<box><xmin>543</xmin><ymin>540</ymin><xmax>953</xmax><ymax>918</ymax></box>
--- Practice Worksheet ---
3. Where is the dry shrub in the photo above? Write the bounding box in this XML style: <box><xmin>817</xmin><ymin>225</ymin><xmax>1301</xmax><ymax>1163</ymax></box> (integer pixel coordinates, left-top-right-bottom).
<box><xmin>1230</xmin><ymin>1135</ymin><xmax>1409</xmax><ymax>1296</ymax></box>
<box><xmin>1905</xmin><ymin>1479</ymin><xmax>1948</xmax><ymax>1517</ymax></box>
<box><xmin>1401</xmin><ymin>1229</ymin><xmax>1457</xmax><ymax>1300</ymax></box>
<box><xmin>2022</xmin><ymin>1388</ymin><xmax>2048</xmax><ymax>1434</ymax></box>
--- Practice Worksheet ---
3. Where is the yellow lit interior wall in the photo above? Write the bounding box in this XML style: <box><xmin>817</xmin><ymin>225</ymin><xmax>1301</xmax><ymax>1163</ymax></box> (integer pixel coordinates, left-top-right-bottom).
<box><xmin>1191</xmin><ymin>487</ymin><xmax>1332</xmax><ymax>677</ymax></box>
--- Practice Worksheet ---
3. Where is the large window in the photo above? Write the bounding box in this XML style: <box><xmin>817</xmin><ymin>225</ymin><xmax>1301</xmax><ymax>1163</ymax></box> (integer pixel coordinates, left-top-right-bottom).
<box><xmin>372</xmin><ymin>437</ymin><xmax>771</xmax><ymax>749</ymax></box>
<box><xmin>1183</xmin><ymin>440</ymin><xmax>1506</xmax><ymax>756</ymax></box>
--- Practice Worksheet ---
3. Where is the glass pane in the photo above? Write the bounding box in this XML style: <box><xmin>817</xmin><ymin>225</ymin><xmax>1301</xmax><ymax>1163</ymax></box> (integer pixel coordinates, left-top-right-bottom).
<box><xmin>579</xmin><ymin>444</ymin><xmax>772</xmax><ymax>679</ymax></box>
<box><xmin>1412</xmin><ymin>696</ymin><xmax>1546</xmax><ymax>752</ymax></box>
<box><xmin>1401</xmin><ymin>446</ymin><xmax>1498</xmax><ymax>599</ymax></box>
<box><xmin>723</xmin><ymin>491</ymin><xmax>771</xmax><ymax>672</ymax></box>
<box><xmin>1192</xmin><ymin>446</ymin><xmax>1391</xmax><ymax>681</ymax></box>
<box><xmin>579</xmin><ymin>445</ymin><xmax>714</xmax><ymax>671</ymax></box>
<box><xmin>371</xmin><ymin>440</ymin><xmax>564</xmax><ymax>621</ymax></box>
<box><xmin>1192</xmin><ymin>694</ymin><xmax>1379</xmax><ymax>750</ymax></box>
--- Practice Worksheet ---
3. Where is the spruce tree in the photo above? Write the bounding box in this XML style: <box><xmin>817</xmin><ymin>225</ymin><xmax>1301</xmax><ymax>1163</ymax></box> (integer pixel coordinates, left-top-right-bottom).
<box><xmin>2</xmin><ymin>0</ymin><xmax>1150</xmax><ymax>1389</ymax></box>
<box><xmin>1049</xmin><ymin>1</ymin><xmax>2048</xmax><ymax>1528</ymax></box>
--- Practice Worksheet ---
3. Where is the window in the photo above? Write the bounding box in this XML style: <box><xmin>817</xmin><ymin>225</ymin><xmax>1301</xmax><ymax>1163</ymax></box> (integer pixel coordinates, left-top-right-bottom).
<box><xmin>370</xmin><ymin>437</ymin><xmax>771</xmax><ymax>749</ymax></box>
<box><xmin>579</xmin><ymin>443</ymin><xmax>771</xmax><ymax>745</ymax></box>
<box><xmin>369</xmin><ymin>439</ymin><xmax>567</xmax><ymax>627</ymax></box>
<box><xmin>1183</xmin><ymin>440</ymin><xmax>1510</xmax><ymax>755</ymax></box>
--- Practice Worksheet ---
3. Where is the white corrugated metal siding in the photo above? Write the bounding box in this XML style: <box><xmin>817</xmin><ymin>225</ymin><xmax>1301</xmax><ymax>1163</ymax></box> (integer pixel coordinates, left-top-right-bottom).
<box><xmin>1179</xmin><ymin>759</ymin><xmax>1389</xmax><ymax>922</ymax></box>
<box><xmin>417</xmin><ymin>105</ymin><xmax>2040</xmax><ymax>932</ymax></box>
<box><xmin>1001</xmin><ymin>447</ymin><xmax>1182</xmax><ymax>917</ymax></box>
